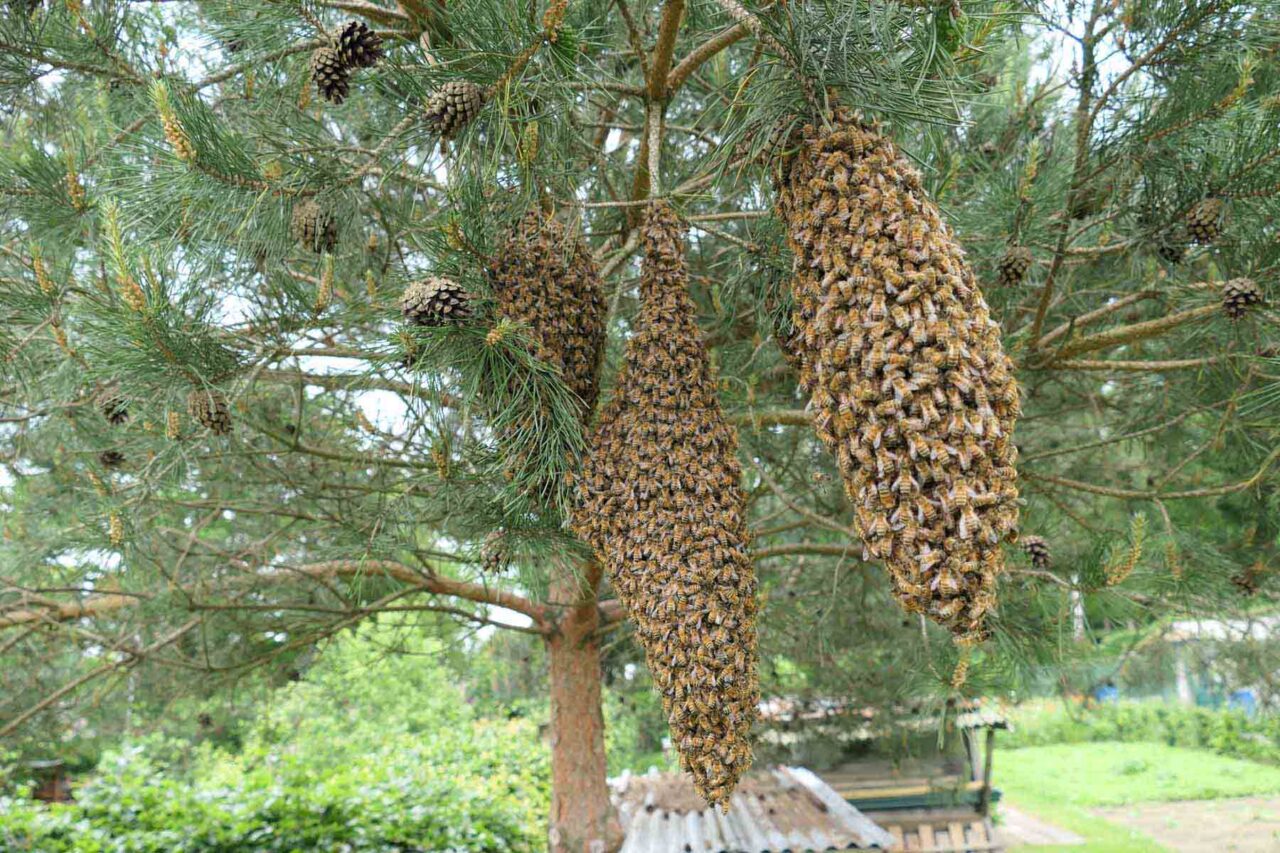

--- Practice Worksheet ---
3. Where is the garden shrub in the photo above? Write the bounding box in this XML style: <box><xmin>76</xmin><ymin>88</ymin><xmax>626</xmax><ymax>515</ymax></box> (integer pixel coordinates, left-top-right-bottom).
<box><xmin>0</xmin><ymin>625</ymin><xmax>549</xmax><ymax>852</ymax></box>
<box><xmin>1005</xmin><ymin>700</ymin><xmax>1280</xmax><ymax>765</ymax></box>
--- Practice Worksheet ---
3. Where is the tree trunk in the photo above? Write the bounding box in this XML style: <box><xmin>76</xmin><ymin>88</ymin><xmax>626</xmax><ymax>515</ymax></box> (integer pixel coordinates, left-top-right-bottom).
<box><xmin>545</xmin><ymin>561</ymin><xmax>623</xmax><ymax>853</ymax></box>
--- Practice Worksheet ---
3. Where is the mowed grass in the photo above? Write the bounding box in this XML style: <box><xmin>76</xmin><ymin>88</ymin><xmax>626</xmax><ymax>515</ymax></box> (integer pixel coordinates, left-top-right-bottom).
<box><xmin>998</xmin><ymin>742</ymin><xmax>1280</xmax><ymax>807</ymax></box>
<box><xmin>993</xmin><ymin>741</ymin><xmax>1280</xmax><ymax>851</ymax></box>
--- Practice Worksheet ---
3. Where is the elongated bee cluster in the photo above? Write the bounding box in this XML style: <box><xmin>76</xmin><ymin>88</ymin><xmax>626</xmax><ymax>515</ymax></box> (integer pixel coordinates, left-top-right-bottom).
<box><xmin>573</xmin><ymin>202</ymin><xmax>759</xmax><ymax>808</ymax></box>
<box><xmin>774</xmin><ymin>111</ymin><xmax>1021</xmax><ymax>643</ymax></box>
<box><xmin>489</xmin><ymin>210</ymin><xmax>606</xmax><ymax>420</ymax></box>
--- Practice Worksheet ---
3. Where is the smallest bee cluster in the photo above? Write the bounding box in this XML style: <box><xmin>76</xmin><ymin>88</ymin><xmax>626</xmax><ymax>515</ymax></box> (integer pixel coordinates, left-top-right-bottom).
<box><xmin>574</xmin><ymin>202</ymin><xmax>758</xmax><ymax>808</ymax></box>
<box><xmin>291</xmin><ymin>199</ymin><xmax>338</xmax><ymax>254</ymax></box>
<box><xmin>489</xmin><ymin>211</ymin><xmax>606</xmax><ymax>419</ymax></box>
<box><xmin>1222</xmin><ymin>277</ymin><xmax>1263</xmax><ymax>320</ymax></box>
<box><xmin>1186</xmin><ymin>198</ymin><xmax>1224</xmax><ymax>245</ymax></box>
<box><xmin>310</xmin><ymin>20</ymin><xmax>383</xmax><ymax>105</ymax></box>
<box><xmin>99</xmin><ymin>449</ymin><xmax>126</xmax><ymax>469</ymax></box>
<box><xmin>187</xmin><ymin>388</ymin><xmax>232</xmax><ymax>436</ymax></box>
<box><xmin>1022</xmin><ymin>535</ymin><xmax>1051</xmax><ymax>570</ymax></box>
<box><xmin>400</xmin><ymin>276</ymin><xmax>472</xmax><ymax>327</ymax></box>
<box><xmin>425</xmin><ymin>81</ymin><xmax>487</xmax><ymax>139</ymax></box>
<box><xmin>997</xmin><ymin>246</ymin><xmax>1033</xmax><ymax>287</ymax></box>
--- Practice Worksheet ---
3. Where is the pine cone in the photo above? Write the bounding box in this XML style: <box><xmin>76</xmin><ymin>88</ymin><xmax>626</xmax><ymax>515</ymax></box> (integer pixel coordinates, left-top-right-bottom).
<box><xmin>997</xmin><ymin>246</ymin><xmax>1033</xmax><ymax>287</ymax></box>
<box><xmin>335</xmin><ymin>20</ymin><xmax>383</xmax><ymax>68</ymax></box>
<box><xmin>1156</xmin><ymin>233</ymin><xmax>1186</xmax><ymax>264</ymax></box>
<box><xmin>480</xmin><ymin>531</ymin><xmax>509</xmax><ymax>573</ymax></box>
<box><xmin>400</xmin><ymin>277</ymin><xmax>472</xmax><ymax>326</ymax></box>
<box><xmin>775</xmin><ymin>109</ymin><xmax>1020</xmax><ymax>644</ymax></box>
<box><xmin>310</xmin><ymin>47</ymin><xmax>350</xmax><ymax>105</ymax></box>
<box><xmin>574</xmin><ymin>202</ymin><xmax>758</xmax><ymax>808</ymax></box>
<box><xmin>1186</xmin><ymin>198</ymin><xmax>1224</xmax><ymax>244</ymax></box>
<box><xmin>291</xmin><ymin>199</ymin><xmax>338</xmax><ymax>254</ymax></box>
<box><xmin>99</xmin><ymin>450</ymin><xmax>126</xmax><ymax>469</ymax></box>
<box><xmin>187</xmin><ymin>389</ymin><xmax>233</xmax><ymax>435</ymax></box>
<box><xmin>1022</xmin><ymin>536</ymin><xmax>1052</xmax><ymax>570</ymax></box>
<box><xmin>1222</xmin><ymin>277</ymin><xmax>1263</xmax><ymax>321</ymax></box>
<box><xmin>424</xmin><ymin>81</ymin><xmax>486</xmax><ymax>139</ymax></box>
<box><xmin>100</xmin><ymin>392</ymin><xmax>129</xmax><ymax>426</ymax></box>
<box><xmin>1231</xmin><ymin>561</ymin><xmax>1266</xmax><ymax>597</ymax></box>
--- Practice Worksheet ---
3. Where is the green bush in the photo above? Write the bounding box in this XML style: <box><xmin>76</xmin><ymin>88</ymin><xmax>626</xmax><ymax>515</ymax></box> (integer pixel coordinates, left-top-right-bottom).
<box><xmin>1004</xmin><ymin>700</ymin><xmax>1280</xmax><ymax>765</ymax></box>
<box><xmin>0</xmin><ymin>625</ymin><xmax>549</xmax><ymax>852</ymax></box>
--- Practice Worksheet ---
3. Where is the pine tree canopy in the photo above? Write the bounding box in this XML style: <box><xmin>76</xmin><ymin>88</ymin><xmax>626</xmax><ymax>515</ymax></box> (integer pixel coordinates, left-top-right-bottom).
<box><xmin>1</xmin><ymin>0</ymin><xmax>1279</xmax><ymax>796</ymax></box>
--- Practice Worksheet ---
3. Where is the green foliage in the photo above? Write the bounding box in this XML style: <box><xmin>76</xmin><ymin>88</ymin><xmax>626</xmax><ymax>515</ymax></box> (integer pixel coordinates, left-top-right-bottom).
<box><xmin>1004</xmin><ymin>700</ymin><xmax>1280</xmax><ymax>766</ymax></box>
<box><xmin>1</xmin><ymin>0</ymin><xmax>1279</xmax><ymax>822</ymax></box>
<box><xmin>0</xmin><ymin>624</ymin><xmax>549</xmax><ymax>852</ymax></box>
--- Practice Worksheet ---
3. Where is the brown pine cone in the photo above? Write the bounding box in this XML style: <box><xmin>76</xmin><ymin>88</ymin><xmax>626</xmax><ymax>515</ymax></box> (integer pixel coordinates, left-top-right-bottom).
<box><xmin>336</xmin><ymin>20</ymin><xmax>383</xmax><ymax>68</ymax></box>
<box><xmin>424</xmin><ymin>81</ymin><xmax>486</xmax><ymax>139</ymax></box>
<box><xmin>310</xmin><ymin>47</ymin><xmax>350</xmax><ymax>105</ymax></box>
<box><xmin>1222</xmin><ymin>277</ymin><xmax>1263</xmax><ymax>321</ymax></box>
<box><xmin>400</xmin><ymin>277</ymin><xmax>472</xmax><ymax>326</ymax></box>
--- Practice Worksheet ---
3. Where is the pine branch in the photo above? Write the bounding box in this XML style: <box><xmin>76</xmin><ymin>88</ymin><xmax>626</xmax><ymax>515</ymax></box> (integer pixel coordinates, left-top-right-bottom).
<box><xmin>0</xmin><ymin>559</ymin><xmax>550</xmax><ymax>631</ymax></box>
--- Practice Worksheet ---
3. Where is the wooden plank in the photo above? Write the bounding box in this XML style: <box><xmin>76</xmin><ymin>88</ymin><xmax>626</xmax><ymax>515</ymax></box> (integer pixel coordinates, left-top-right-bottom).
<box><xmin>949</xmin><ymin>821</ymin><xmax>968</xmax><ymax>850</ymax></box>
<box><xmin>919</xmin><ymin>823</ymin><xmax>936</xmax><ymax>849</ymax></box>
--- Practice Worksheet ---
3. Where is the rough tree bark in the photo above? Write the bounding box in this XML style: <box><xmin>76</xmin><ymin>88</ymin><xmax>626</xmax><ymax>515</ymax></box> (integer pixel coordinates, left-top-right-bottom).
<box><xmin>545</xmin><ymin>560</ymin><xmax>624</xmax><ymax>853</ymax></box>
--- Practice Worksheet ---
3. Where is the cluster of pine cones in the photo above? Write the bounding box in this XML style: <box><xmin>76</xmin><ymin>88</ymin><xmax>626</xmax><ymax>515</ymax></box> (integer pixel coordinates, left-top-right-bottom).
<box><xmin>573</xmin><ymin>202</ymin><xmax>759</xmax><ymax>809</ymax></box>
<box><xmin>775</xmin><ymin>110</ymin><xmax>1020</xmax><ymax>644</ymax></box>
<box><xmin>311</xmin><ymin>21</ymin><xmax>383</xmax><ymax>105</ymax></box>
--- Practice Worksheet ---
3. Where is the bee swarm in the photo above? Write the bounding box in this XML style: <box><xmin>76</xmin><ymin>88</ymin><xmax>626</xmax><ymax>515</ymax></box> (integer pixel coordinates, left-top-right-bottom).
<box><xmin>774</xmin><ymin>110</ymin><xmax>1021</xmax><ymax>643</ymax></box>
<box><xmin>573</xmin><ymin>202</ymin><xmax>759</xmax><ymax>809</ymax></box>
<box><xmin>489</xmin><ymin>210</ymin><xmax>606</xmax><ymax>420</ymax></box>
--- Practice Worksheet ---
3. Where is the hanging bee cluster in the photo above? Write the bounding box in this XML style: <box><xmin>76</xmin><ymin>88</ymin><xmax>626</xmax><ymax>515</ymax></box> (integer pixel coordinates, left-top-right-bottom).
<box><xmin>774</xmin><ymin>110</ymin><xmax>1021</xmax><ymax>643</ymax></box>
<box><xmin>573</xmin><ymin>202</ymin><xmax>759</xmax><ymax>808</ymax></box>
<box><xmin>489</xmin><ymin>210</ymin><xmax>606</xmax><ymax>420</ymax></box>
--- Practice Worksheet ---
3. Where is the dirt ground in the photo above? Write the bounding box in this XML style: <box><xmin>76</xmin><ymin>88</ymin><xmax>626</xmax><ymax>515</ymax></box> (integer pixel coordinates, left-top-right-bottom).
<box><xmin>1094</xmin><ymin>796</ymin><xmax>1280</xmax><ymax>852</ymax></box>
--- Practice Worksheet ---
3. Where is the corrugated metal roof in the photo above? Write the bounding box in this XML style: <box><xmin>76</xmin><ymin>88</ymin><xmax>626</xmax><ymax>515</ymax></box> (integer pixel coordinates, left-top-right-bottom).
<box><xmin>611</xmin><ymin>765</ymin><xmax>895</xmax><ymax>852</ymax></box>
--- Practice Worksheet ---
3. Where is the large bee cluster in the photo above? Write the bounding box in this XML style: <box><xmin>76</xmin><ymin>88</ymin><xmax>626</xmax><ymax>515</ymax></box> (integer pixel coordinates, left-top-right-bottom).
<box><xmin>774</xmin><ymin>111</ymin><xmax>1021</xmax><ymax>643</ymax></box>
<box><xmin>489</xmin><ymin>211</ymin><xmax>606</xmax><ymax>419</ymax></box>
<box><xmin>573</xmin><ymin>202</ymin><xmax>759</xmax><ymax>808</ymax></box>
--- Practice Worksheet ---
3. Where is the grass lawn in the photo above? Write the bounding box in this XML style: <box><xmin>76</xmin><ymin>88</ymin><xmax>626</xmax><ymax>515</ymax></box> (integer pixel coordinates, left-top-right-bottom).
<box><xmin>994</xmin><ymin>741</ymin><xmax>1280</xmax><ymax>851</ymax></box>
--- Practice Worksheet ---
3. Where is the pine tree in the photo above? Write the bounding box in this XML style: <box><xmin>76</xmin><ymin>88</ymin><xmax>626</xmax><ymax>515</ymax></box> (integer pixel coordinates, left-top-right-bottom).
<box><xmin>2</xmin><ymin>1</ymin><xmax>1279</xmax><ymax>848</ymax></box>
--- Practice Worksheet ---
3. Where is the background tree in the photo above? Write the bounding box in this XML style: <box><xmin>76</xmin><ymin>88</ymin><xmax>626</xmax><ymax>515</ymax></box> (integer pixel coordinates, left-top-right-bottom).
<box><xmin>2</xmin><ymin>1</ymin><xmax>1279</xmax><ymax>850</ymax></box>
